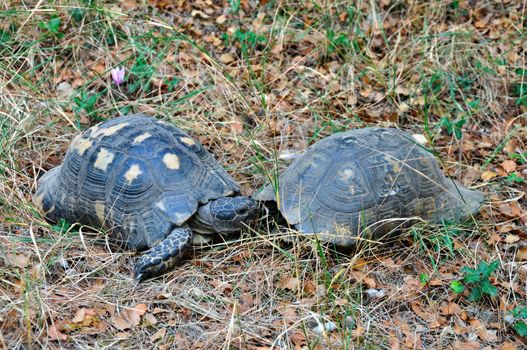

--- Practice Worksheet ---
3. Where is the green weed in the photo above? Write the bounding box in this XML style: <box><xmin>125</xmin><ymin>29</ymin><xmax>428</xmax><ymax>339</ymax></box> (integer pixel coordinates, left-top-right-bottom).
<box><xmin>510</xmin><ymin>307</ymin><xmax>527</xmax><ymax>337</ymax></box>
<box><xmin>452</xmin><ymin>260</ymin><xmax>499</xmax><ymax>301</ymax></box>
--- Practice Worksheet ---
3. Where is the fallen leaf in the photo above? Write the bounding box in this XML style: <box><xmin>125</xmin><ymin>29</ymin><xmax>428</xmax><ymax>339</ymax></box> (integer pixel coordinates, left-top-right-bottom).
<box><xmin>500</xmin><ymin>342</ymin><xmax>517</xmax><ymax>350</ymax></box>
<box><xmin>488</xmin><ymin>233</ymin><xmax>501</xmax><ymax>244</ymax></box>
<box><xmin>134</xmin><ymin>304</ymin><xmax>148</xmax><ymax>315</ymax></box>
<box><xmin>111</xmin><ymin>304</ymin><xmax>148</xmax><ymax>330</ymax></box>
<box><xmin>353</xmin><ymin>325</ymin><xmax>365</xmax><ymax>337</ymax></box>
<box><xmin>501</xmin><ymin>160</ymin><xmax>517</xmax><ymax>173</ymax></box>
<box><xmin>350</xmin><ymin>271</ymin><xmax>376</xmax><ymax>288</ymax></box>
<box><xmin>303</xmin><ymin>280</ymin><xmax>318</xmax><ymax>294</ymax></box>
<box><xmin>290</xmin><ymin>331</ymin><xmax>306</xmax><ymax>346</ymax></box>
<box><xmin>111</xmin><ymin>314</ymin><xmax>131</xmax><ymax>331</ymax></box>
<box><xmin>480</xmin><ymin>329</ymin><xmax>498</xmax><ymax>342</ymax></box>
<box><xmin>505</xmin><ymin>235</ymin><xmax>520</xmax><ymax>244</ymax></box>
<box><xmin>278</xmin><ymin>276</ymin><xmax>300</xmax><ymax>290</ymax></box>
<box><xmin>120</xmin><ymin>0</ymin><xmax>138</xmax><ymax>10</ymax></box>
<box><xmin>453</xmin><ymin>341</ymin><xmax>480</xmax><ymax>350</ymax></box>
<box><xmin>500</xmin><ymin>202</ymin><xmax>522</xmax><ymax>218</ymax></box>
<box><xmin>219</xmin><ymin>53</ymin><xmax>235</xmax><ymax>64</ymax></box>
<box><xmin>48</xmin><ymin>324</ymin><xmax>67</xmax><ymax>341</ymax></box>
<box><xmin>231</xmin><ymin>121</ymin><xmax>243</xmax><ymax>134</ymax></box>
<box><xmin>151</xmin><ymin>327</ymin><xmax>166</xmax><ymax>342</ymax></box>
<box><xmin>517</xmin><ymin>248</ymin><xmax>527</xmax><ymax>261</ymax></box>
<box><xmin>114</xmin><ymin>331</ymin><xmax>131</xmax><ymax>338</ymax></box>
<box><xmin>144</xmin><ymin>313</ymin><xmax>157</xmax><ymax>325</ymax></box>
<box><xmin>440</xmin><ymin>302</ymin><xmax>461</xmax><ymax>316</ymax></box>
<box><xmin>216</xmin><ymin>15</ymin><xmax>227</xmax><ymax>24</ymax></box>
<box><xmin>6</xmin><ymin>253</ymin><xmax>29</xmax><ymax>268</ymax></box>
<box><xmin>410</xmin><ymin>302</ymin><xmax>435</xmax><ymax>321</ymax></box>
<box><xmin>92</xmin><ymin>62</ymin><xmax>106</xmax><ymax>75</ymax></box>
<box><xmin>481</xmin><ymin>171</ymin><xmax>498</xmax><ymax>181</ymax></box>
<box><xmin>191</xmin><ymin>10</ymin><xmax>210</xmax><ymax>19</ymax></box>
<box><xmin>72</xmin><ymin>308</ymin><xmax>96</xmax><ymax>323</ymax></box>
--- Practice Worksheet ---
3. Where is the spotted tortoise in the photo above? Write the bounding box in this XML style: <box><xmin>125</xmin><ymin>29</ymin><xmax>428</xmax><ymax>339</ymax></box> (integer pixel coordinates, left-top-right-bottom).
<box><xmin>34</xmin><ymin>114</ymin><xmax>258</xmax><ymax>280</ymax></box>
<box><xmin>255</xmin><ymin>127</ymin><xmax>484</xmax><ymax>247</ymax></box>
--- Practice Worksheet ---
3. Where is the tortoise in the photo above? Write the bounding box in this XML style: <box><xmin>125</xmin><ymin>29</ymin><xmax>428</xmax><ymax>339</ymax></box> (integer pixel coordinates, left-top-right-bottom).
<box><xmin>34</xmin><ymin>114</ymin><xmax>258</xmax><ymax>280</ymax></box>
<box><xmin>255</xmin><ymin>127</ymin><xmax>484</xmax><ymax>248</ymax></box>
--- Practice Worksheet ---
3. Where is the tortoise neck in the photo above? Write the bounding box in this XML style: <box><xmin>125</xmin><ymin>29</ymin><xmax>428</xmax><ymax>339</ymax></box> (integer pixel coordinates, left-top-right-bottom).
<box><xmin>188</xmin><ymin>203</ymin><xmax>215</xmax><ymax>234</ymax></box>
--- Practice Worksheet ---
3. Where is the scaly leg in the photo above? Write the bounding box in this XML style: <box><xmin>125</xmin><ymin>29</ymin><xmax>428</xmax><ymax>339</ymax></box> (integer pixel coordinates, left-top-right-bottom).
<box><xmin>134</xmin><ymin>225</ymin><xmax>193</xmax><ymax>281</ymax></box>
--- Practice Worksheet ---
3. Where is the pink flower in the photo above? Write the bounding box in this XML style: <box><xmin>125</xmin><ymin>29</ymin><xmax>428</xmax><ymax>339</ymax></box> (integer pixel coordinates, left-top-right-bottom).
<box><xmin>111</xmin><ymin>66</ymin><xmax>125</xmax><ymax>85</ymax></box>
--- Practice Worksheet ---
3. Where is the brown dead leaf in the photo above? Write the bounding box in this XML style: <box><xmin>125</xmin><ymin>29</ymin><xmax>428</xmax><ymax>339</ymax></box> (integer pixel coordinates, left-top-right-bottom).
<box><xmin>488</xmin><ymin>233</ymin><xmax>501</xmax><ymax>245</ymax></box>
<box><xmin>216</xmin><ymin>15</ymin><xmax>227</xmax><ymax>24</ymax></box>
<box><xmin>501</xmin><ymin>160</ymin><xmax>517</xmax><ymax>173</ymax></box>
<box><xmin>219</xmin><ymin>53</ymin><xmax>235</xmax><ymax>64</ymax></box>
<box><xmin>303</xmin><ymin>280</ymin><xmax>318</xmax><ymax>294</ymax></box>
<box><xmin>92</xmin><ymin>62</ymin><xmax>106</xmax><ymax>75</ymax></box>
<box><xmin>500</xmin><ymin>343</ymin><xmax>517</xmax><ymax>350</ymax></box>
<box><xmin>134</xmin><ymin>303</ymin><xmax>148</xmax><ymax>315</ymax></box>
<box><xmin>454</xmin><ymin>341</ymin><xmax>480</xmax><ymax>350</ymax></box>
<box><xmin>48</xmin><ymin>323</ymin><xmax>67</xmax><ymax>341</ymax></box>
<box><xmin>410</xmin><ymin>302</ymin><xmax>435</xmax><ymax>321</ymax></box>
<box><xmin>231</xmin><ymin>121</ymin><xmax>243</xmax><ymax>134</ymax></box>
<box><xmin>440</xmin><ymin>302</ymin><xmax>461</xmax><ymax>316</ymax></box>
<box><xmin>151</xmin><ymin>327</ymin><xmax>166</xmax><ymax>342</ymax></box>
<box><xmin>481</xmin><ymin>171</ymin><xmax>498</xmax><ymax>181</ymax></box>
<box><xmin>517</xmin><ymin>248</ymin><xmax>527</xmax><ymax>261</ymax></box>
<box><xmin>290</xmin><ymin>330</ymin><xmax>306</xmax><ymax>346</ymax></box>
<box><xmin>111</xmin><ymin>304</ymin><xmax>148</xmax><ymax>330</ymax></box>
<box><xmin>120</xmin><ymin>0</ymin><xmax>138</xmax><ymax>10</ymax></box>
<box><xmin>479</xmin><ymin>329</ymin><xmax>498</xmax><ymax>342</ymax></box>
<box><xmin>505</xmin><ymin>235</ymin><xmax>520</xmax><ymax>244</ymax></box>
<box><xmin>278</xmin><ymin>276</ymin><xmax>300</xmax><ymax>290</ymax></box>
<box><xmin>499</xmin><ymin>202</ymin><xmax>522</xmax><ymax>218</ymax></box>
<box><xmin>350</xmin><ymin>271</ymin><xmax>376</xmax><ymax>288</ymax></box>
<box><xmin>353</xmin><ymin>325</ymin><xmax>365</xmax><ymax>337</ymax></box>
<box><xmin>6</xmin><ymin>253</ymin><xmax>29</xmax><ymax>268</ymax></box>
<box><xmin>208</xmin><ymin>280</ymin><xmax>233</xmax><ymax>294</ymax></box>
<box><xmin>144</xmin><ymin>313</ymin><xmax>157</xmax><ymax>325</ymax></box>
<box><xmin>72</xmin><ymin>308</ymin><xmax>96</xmax><ymax>323</ymax></box>
<box><xmin>111</xmin><ymin>314</ymin><xmax>132</xmax><ymax>331</ymax></box>
<box><xmin>114</xmin><ymin>331</ymin><xmax>131</xmax><ymax>338</ymax></box>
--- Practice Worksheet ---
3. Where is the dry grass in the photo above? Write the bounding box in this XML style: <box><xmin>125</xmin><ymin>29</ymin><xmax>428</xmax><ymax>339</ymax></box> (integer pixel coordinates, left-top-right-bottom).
<box><xmin>1</xmin><ymin>0</ymin><xmax>526</xmax><ymax>349</ymax></box>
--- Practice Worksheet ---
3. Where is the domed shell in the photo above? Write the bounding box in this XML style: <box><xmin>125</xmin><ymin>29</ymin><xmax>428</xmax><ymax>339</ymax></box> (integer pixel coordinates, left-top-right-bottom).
<box><xmin>34</xmin><ymin>114</ymin><xmax>240</xmax><ymax>250</ymax></box>
<box><xmin>257</xmin><ymin>128</ymin><xmax>484</xmax><ymax>247</ymax></box>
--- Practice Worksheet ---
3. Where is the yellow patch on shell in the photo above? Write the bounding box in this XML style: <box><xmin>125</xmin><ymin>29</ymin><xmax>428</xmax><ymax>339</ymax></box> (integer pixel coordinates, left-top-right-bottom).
<box><xmin>91</xmin><ymin>123</ymin><xmax>129</xmax><ymax>138</ymax></box>
<box><xmin>156</xmin><ymin>200</ymin><xmax>166</xmax><ymax>211</ymax></box>
<box><xmin>94</xmin><ymin>148</ymin><xmax>115</xmax><ymax>171</ymax></box>
<box><xmin>94</xmin><ymin>201</ymin><xmax>106</xmax><ymax>225</ymax></box>
<box><xmin>33</xmin><ymin>192</ymin><xmax>45</xmax><ymax>211</ymax></box>
<box><xmin>163</xmin><ymin>153</ymin><xmax>180</xmax><ymax>170</ymax></box>
<box><xmin>132</xmin><ymin>132</ymin><xmax>151</xmax><ymax>145</ymax></box>
<box><xmin>180</xmin><ymin>137</ymin><xmax>195</xmax><ymax>146</ymax></box>
<box><xmin>338</xmin><ymin>168</ymin><xmax>355</xmax><ymax>182</ymax></box>
<box><xmin>381</xmin><ymin>155</ymin><xmax>402</xmax><ymax>174</ymax></box>
<box><xmin>71</xmin><ymin>135</ymin><xmax>93</xmax><ymax>156</ymax></box>
<box><xmin>33</xmin><ymin>192</ymin><xmax>54</xmax><ymax>214</ymax></box>
<box><xmin>174</xmin><ymin>211</ymin><xmax>189</xmax><ymax>223</ymax></box>
<box><xmin>124</xmin><ymin>164</ymin><xmax>142</xmax><ymax>184</ymax></box>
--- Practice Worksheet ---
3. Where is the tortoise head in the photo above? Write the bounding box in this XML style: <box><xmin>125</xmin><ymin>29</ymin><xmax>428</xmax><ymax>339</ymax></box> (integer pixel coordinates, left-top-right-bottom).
<box><xmin>193</xmin><ymin>196</ymin><xmax>259</xmax><ymax>233</ymax></box>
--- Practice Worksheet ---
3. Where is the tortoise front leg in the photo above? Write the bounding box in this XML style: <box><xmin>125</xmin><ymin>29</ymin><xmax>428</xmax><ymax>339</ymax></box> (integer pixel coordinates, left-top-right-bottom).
<box><xmin>134</xmin><ymin>225</ymin><xmax>193</xmax><ymax>281</ymax></box>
